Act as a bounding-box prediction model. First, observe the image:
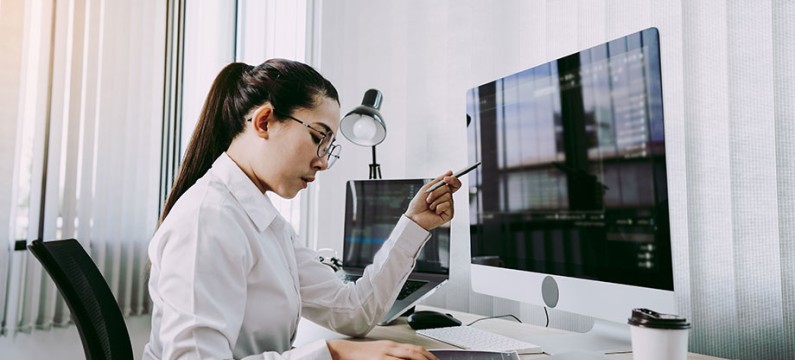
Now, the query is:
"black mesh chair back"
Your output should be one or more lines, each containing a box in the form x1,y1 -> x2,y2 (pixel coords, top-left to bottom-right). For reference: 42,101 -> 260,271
28,239 -> 134,360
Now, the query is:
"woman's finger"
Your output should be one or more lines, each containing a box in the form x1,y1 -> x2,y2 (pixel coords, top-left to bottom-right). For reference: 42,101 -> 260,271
425,182 -> 454,201
428,192 -> 452,210
435,202 -> 452,216
423,171 -> 454,192
443,175 -> 462,193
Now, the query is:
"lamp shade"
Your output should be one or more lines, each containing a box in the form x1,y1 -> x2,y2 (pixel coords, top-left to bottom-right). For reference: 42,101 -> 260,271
340,89 -> 386,146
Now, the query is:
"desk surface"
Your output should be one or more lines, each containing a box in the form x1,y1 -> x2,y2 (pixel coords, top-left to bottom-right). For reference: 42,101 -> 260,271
295,306 -> 724,359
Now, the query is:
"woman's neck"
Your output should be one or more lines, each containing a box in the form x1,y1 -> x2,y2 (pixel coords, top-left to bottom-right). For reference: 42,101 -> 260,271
226,140 -> 269,194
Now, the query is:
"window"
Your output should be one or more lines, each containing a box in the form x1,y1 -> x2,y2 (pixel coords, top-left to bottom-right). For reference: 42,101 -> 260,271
180,0 -> 312,235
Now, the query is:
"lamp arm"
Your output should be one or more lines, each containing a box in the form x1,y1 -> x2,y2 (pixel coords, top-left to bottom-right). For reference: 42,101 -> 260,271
369,145 -> 382,179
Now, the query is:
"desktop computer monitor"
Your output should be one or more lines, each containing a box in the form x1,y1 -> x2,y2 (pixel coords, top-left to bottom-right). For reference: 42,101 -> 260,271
466,27 -> 675,354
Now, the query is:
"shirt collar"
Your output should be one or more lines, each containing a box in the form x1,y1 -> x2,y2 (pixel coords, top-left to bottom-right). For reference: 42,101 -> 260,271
208,152 -> 277,232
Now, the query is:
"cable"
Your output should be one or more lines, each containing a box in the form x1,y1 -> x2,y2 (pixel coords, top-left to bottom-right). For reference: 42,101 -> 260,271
465,309 -> 550,328
465,314 -> 522,327
544,307 -> 549,327
317,248 -> 342,272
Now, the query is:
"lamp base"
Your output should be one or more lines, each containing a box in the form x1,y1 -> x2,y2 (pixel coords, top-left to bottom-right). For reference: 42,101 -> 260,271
369,163 -> 381,180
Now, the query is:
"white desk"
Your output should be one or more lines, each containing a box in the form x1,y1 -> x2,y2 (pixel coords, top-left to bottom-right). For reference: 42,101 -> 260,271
294,305 -> 724,359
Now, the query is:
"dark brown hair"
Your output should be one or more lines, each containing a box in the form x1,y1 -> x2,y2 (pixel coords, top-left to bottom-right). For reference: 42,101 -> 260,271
160,58 -> 339,223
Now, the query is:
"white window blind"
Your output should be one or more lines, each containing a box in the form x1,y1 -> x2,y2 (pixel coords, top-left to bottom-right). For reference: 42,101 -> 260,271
1,0 -> 165,335
1,0 -> 316,339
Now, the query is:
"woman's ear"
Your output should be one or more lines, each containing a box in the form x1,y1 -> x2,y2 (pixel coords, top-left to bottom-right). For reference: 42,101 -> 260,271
250,105 -> 274,139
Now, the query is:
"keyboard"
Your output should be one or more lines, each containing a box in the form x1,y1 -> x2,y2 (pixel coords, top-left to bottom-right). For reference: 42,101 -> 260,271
341,274 -> 361,282
416,326 -> 542,354
396,280 -> 427,300
341,274 -> 427,300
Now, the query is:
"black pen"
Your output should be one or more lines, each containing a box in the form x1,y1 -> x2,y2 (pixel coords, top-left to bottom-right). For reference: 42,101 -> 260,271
425,161 -> 482,193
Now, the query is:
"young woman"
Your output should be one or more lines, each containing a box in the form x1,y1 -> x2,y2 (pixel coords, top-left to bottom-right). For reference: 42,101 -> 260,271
143,58 -> 461,360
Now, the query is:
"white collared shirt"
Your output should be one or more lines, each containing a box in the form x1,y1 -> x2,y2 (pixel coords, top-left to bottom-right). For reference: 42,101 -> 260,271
143,153 -> 430,360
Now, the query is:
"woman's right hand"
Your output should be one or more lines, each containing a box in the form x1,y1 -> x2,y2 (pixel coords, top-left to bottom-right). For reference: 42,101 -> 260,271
404,171 -> 461,231
327,339 -> 437,360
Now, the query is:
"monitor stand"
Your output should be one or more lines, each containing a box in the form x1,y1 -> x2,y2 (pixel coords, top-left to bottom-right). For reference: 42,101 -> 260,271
527,318 -> 631,355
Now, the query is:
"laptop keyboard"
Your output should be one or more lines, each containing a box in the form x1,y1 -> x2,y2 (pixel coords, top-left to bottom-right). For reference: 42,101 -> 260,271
397,280 -> 427,300
341,274 -> 427,300
342,274 -> 361,283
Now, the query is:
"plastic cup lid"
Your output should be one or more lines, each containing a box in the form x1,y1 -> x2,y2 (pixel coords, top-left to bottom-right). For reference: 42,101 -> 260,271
628,308 -> 691,330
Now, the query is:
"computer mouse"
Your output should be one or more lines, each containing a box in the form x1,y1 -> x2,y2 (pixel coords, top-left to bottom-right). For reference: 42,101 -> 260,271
407,310 -> 462,330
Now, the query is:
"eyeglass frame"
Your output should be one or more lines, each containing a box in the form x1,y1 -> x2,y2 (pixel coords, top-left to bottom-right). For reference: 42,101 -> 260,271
248,110 -> 341,167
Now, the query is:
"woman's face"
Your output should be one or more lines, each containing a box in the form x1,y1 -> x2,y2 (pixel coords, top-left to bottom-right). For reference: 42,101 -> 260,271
258,97 -> 341,199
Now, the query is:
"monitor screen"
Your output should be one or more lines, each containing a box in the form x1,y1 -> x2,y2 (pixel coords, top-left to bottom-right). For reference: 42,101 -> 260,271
466,29 -> 675,342
343,179 -> 450,275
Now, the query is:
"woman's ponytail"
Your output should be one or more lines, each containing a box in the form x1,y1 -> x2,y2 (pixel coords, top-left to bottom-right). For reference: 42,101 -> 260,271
159,63 -> 251,223
159,59 -> 339,223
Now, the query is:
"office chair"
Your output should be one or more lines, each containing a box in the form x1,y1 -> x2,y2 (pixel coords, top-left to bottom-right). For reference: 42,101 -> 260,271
28,239 -> 134,360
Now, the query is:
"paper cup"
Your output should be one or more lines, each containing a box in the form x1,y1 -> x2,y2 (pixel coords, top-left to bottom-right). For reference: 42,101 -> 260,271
628,308 -> 691,360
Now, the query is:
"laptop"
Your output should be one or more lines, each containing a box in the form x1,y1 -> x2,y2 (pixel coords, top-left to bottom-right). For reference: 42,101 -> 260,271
337,179 -> 451,325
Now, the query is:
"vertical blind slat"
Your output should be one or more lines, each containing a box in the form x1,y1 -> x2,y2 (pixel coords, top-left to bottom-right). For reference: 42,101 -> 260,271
726,1 -> 784,359
0,0 -> 27,335
681,1 -> 740,356
12,0 -> 54,334
772,0 -> 795,357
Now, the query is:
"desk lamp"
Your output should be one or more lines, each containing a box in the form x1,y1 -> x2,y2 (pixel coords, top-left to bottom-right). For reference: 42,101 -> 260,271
339,89 -> 386,179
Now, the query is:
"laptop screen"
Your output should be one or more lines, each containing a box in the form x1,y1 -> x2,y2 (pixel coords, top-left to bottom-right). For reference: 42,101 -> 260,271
343,179 -> 450,275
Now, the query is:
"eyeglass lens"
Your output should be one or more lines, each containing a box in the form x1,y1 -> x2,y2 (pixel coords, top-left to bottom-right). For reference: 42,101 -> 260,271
320,141 -> 340,168
309,127 -> 339,168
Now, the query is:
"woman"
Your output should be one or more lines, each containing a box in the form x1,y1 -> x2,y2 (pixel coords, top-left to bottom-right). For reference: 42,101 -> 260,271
143,58 -> 460,360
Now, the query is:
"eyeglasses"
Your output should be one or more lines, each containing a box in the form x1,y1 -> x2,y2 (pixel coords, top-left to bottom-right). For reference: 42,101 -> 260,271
274,111 -> 341,168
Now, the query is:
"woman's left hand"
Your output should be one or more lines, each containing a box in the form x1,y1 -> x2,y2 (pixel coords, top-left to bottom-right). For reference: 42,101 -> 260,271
404,171 -> 462,230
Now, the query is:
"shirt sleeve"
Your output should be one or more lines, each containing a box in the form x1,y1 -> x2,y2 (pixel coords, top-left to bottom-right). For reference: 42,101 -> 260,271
295,215 -> 431,337
154,203 -> 252,359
